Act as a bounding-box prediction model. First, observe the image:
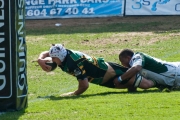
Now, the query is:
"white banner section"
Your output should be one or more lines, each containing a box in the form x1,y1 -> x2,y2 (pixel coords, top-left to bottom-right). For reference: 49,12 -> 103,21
126,0 -> 180,15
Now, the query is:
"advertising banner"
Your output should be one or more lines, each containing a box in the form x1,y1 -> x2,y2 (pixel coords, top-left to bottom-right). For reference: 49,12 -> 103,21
0,0 -> 12,99
25,0 -> 124,19
0,0 -> 27,111
126,0 -> 180,15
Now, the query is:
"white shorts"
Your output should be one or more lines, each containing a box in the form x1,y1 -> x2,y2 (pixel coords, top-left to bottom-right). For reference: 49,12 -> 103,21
172,62 -> 180,87
140,69 -> 175,86
139,62 -> 180,87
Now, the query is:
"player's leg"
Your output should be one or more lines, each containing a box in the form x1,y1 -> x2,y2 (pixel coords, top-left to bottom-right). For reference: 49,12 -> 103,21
127,74 -> 155,89
171,63 -> 180,89
113,74 -> 154,91
140,69 -> 174,86
116,74 -> 156,89
131,73 -> 173,90
138,77 -> 155,89
174,70 -> 180,87
105,62 -> 154,91
113,74 -> 156,91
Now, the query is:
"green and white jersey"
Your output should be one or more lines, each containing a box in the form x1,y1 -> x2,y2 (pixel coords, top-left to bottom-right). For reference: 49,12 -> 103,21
130,52 -> 168,74
129,52 -> 180,86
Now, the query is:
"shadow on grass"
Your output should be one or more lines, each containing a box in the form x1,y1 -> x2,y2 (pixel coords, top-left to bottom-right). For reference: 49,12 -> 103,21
0,109 -> 26,120
46,89 -> 162,101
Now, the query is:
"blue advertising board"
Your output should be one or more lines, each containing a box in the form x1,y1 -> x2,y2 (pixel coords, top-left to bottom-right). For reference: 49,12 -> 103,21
25,0 -> 124,19
126,0 -> 180,15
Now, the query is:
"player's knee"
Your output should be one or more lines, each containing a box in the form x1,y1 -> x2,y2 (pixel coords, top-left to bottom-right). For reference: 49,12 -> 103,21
134,74 -> 155,89
140,84 -> 151,89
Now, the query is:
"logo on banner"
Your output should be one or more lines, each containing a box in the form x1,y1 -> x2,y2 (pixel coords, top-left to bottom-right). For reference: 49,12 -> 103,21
17,0 -> 27,97
0,0 -> 12,98
151,0 -> 170,11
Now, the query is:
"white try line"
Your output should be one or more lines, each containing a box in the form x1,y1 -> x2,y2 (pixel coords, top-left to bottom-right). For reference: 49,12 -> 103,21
29,84 -> 77,103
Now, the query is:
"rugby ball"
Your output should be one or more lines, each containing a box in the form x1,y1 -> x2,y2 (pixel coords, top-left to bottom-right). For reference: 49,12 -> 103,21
44,57 -> 57,71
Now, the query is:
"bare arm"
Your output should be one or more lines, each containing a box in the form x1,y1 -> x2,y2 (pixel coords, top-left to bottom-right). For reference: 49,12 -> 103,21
113,65 -> 142,86
121,65 -> 142,81
38,51 -> 50,59
74,78 -> 89,95
37,51 -> 51,72
60,78 -> 89,97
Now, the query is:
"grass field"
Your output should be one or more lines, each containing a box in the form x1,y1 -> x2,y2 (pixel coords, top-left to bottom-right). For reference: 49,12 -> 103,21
1,16 -> 180,120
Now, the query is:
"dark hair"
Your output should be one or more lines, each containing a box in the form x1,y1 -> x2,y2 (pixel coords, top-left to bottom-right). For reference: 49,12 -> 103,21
119,49 -> 134,58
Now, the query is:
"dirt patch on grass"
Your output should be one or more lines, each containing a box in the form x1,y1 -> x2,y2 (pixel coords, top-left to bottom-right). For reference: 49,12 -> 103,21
26,16 -> 180,29
26,16 -> 180,56
80,31 -> 172,47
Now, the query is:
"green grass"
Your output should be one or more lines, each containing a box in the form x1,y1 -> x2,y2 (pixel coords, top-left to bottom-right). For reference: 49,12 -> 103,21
1,16 -> 180,120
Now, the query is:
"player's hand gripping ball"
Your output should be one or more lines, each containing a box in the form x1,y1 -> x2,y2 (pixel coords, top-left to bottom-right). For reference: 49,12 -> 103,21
44,57 -> 57,71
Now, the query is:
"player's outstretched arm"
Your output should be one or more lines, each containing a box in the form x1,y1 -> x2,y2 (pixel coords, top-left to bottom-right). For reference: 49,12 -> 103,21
38,51 -> 51,72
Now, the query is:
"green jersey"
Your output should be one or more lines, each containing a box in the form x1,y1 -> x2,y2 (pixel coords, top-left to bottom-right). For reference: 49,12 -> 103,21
130,52 -> 168,73
59,49 -> 108,84
59,49 -> 127,85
